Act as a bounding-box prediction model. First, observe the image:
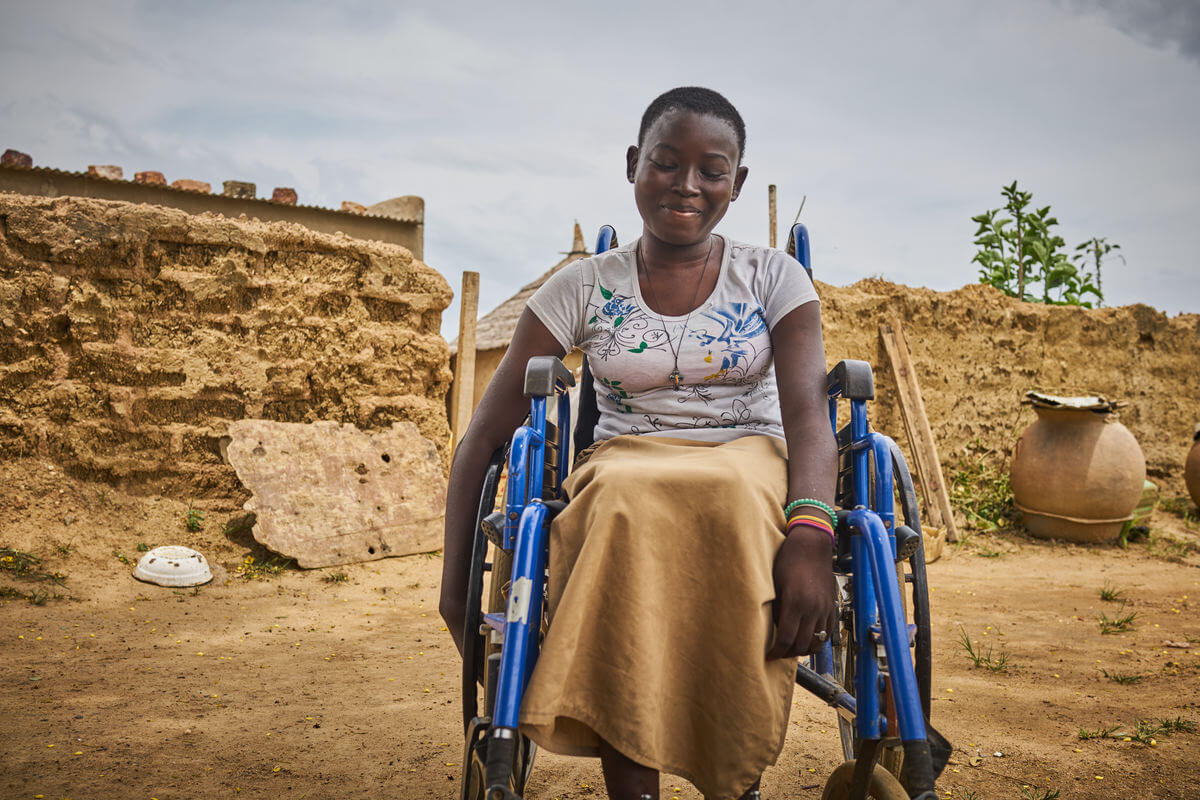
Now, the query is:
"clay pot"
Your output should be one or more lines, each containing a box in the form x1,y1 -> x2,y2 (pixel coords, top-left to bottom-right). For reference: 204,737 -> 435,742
1186,424 -> 1200,509
1011,401 -> 1146,543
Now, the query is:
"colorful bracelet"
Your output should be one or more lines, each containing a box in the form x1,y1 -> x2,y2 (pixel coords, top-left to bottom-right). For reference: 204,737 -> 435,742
785,497 -> 836,519
786,517 -> 836,547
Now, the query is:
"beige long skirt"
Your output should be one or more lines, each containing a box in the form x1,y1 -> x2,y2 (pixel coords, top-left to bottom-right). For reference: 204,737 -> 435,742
519,434 -> 797,800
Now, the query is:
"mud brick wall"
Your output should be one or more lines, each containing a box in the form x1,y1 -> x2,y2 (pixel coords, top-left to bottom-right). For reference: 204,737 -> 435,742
817,279 -> 1200,499
0,194 -> 452,503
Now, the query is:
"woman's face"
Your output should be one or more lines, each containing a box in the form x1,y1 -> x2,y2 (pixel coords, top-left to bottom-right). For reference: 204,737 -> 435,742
627,109 -> 748,248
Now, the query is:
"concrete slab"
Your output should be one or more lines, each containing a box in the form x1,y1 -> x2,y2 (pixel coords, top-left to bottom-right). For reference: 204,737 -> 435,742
225,419 -> 446,568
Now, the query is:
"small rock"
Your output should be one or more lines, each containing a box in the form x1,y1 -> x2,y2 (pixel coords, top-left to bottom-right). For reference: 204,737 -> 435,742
340,201 -> 367,214
171,179 -> 211,193
63,514 -> 76,526
87,164 -> 123,180
993,751 -> 1003,758
1,149 -> 33,168
271,187 -> 298,205
222,180 -> 256,199
134,170 -> 167,185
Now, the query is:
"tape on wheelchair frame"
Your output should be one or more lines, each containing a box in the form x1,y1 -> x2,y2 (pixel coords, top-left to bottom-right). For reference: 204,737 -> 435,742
507,577 -> 533,625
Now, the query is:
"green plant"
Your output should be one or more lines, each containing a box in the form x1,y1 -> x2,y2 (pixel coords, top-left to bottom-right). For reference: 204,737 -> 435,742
1100,668 -> 1143,684
1078,724 -> 1120,740
1099,581 -> 1124,602
1098,605 -> 1138,634
1,547 -> 68,603
971,181 -> 1103,307
235,554 -> 293,580
1073,237 -> 1123,308
112,550 -> 132,565
184,507 -> 205,532
948,442 -> 1016,532
1159,716 -> 1196,734
1157,496 -> 1199,523
1021,787 -> 1060,800
324,571 -> 348,583
957,626 -> 1010,672
136,542 -> 156,552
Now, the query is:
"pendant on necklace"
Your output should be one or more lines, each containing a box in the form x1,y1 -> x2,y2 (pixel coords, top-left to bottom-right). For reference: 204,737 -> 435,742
669,368 -> 682,390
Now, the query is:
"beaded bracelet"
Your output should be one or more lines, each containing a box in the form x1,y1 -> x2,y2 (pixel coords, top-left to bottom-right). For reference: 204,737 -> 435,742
784,497 -> 836,519
786,517 -> 836,547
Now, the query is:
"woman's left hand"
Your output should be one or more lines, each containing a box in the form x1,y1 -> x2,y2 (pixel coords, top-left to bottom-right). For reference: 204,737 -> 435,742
768,526 -> 838,659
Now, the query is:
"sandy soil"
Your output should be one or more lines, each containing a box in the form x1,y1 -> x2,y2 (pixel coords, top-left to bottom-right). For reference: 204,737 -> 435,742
2,458 -> 1198,800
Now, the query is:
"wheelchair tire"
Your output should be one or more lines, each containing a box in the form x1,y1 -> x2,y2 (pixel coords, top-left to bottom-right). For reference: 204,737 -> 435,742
460,446 -> 538,800
820,759 -> 908,800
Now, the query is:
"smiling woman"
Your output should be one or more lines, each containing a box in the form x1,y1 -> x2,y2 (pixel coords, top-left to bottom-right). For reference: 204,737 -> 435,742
441,87 -> 837,800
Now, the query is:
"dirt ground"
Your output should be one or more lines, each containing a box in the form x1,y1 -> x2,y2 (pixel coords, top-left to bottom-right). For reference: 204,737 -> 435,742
2,457 -> 1198,800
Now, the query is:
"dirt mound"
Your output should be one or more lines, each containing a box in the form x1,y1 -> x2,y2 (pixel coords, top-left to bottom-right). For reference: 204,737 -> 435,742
817,278 -> 1200,498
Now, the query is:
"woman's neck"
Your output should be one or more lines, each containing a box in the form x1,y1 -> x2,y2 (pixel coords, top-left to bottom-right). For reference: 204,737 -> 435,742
638,231 -> 715,274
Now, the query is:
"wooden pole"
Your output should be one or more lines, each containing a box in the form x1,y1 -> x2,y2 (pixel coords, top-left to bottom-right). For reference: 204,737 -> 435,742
879,317 -> 960,543
768,184 -> 777,248
449,271 -> 479,452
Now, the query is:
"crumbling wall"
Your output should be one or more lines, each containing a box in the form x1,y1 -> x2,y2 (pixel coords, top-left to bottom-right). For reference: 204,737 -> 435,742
817,279 -> 1200,498
0,194 -> 452,503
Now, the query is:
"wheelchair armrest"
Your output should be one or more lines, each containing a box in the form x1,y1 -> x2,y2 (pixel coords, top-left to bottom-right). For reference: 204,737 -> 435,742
826,359 -> 874,401
524,356 -> 576,397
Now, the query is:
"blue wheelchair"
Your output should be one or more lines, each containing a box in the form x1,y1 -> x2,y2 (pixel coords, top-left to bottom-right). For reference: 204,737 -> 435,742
459,225 -> 949,800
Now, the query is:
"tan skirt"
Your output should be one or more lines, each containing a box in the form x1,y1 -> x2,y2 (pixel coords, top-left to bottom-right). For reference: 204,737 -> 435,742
519,434 -> 798,800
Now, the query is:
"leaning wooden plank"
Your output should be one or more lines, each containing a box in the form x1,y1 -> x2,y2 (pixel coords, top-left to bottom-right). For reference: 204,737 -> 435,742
879,318 -> 960,543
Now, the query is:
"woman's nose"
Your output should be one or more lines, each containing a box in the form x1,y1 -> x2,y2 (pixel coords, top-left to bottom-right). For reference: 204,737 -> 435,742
673,167 -> 701,196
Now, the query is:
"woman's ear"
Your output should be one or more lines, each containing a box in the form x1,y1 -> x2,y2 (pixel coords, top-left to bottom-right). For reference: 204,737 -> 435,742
625,145 -> 639,183
730,164 -> 749,201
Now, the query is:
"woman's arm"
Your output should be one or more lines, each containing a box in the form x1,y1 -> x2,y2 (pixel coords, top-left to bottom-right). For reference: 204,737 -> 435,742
766,299 -> 839,659
439,308 -> 566,656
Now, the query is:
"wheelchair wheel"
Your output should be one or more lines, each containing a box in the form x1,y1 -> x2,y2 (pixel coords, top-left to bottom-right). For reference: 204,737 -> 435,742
820,759 -> 908,800
460,448 -> 537,800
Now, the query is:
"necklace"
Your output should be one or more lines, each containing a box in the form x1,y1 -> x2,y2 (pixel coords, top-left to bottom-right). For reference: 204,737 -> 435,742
636,235 -> 715,391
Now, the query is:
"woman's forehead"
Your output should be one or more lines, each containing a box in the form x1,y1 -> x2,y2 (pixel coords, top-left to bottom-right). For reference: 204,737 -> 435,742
643,109 -> 740,159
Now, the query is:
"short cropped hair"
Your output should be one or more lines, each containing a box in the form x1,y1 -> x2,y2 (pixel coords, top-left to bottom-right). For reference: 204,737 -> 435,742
637,87 -> 747,162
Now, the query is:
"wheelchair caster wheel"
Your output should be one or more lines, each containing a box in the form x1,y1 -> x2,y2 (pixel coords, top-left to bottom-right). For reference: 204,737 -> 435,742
820,759 -> 908,800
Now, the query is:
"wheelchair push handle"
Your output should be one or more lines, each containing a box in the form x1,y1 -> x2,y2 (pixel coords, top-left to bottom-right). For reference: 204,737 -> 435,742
825,359 -> 874,402
523,356 -> 575,398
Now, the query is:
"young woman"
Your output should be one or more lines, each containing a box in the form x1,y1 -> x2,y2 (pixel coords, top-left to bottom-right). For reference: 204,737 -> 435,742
440,87 -> 837,800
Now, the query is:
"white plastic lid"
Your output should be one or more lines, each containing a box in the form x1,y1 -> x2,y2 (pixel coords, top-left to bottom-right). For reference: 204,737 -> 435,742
133,546 -> 213,587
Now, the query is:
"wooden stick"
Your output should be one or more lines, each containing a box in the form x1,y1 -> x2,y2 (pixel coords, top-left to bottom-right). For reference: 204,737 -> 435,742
768,184 -> 777,248
449,271 -> 480,452
879,317 -> 960,542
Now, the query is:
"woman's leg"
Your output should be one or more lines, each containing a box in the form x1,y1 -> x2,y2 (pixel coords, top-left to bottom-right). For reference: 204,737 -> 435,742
599,738 -> 658,799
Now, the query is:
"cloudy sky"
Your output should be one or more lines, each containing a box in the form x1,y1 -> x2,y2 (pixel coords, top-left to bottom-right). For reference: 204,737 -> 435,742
2,1 -> 1197,339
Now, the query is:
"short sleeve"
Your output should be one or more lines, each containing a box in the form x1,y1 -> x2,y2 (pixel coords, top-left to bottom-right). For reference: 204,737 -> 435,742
526,259 -> 586,353
760,250 -> 819,329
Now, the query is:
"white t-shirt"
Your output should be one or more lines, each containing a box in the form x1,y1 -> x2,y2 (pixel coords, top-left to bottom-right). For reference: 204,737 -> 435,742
527,235 -> 820,443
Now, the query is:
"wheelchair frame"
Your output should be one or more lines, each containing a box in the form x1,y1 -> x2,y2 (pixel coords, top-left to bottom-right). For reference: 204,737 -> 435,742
459,225 -> 946,800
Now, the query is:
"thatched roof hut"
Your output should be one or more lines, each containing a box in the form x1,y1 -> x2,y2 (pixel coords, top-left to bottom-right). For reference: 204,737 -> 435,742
454,222 -> 591,411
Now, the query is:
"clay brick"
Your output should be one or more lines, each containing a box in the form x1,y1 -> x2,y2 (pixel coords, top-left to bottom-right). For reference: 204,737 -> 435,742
271,187 -> 298,205
1,149 -> 32,168
87,164 -> 123,180
171,179 -> 211,193
340,201 -> 367,214
222,180 -> 256,199
134,170 -> 167,185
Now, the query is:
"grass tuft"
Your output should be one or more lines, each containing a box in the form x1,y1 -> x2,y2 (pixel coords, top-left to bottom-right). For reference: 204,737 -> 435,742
1100,668 -> 1143,685
956,626 -> 1010,672
1098,604 -> 1138,635
1098,581 -> 1124,602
